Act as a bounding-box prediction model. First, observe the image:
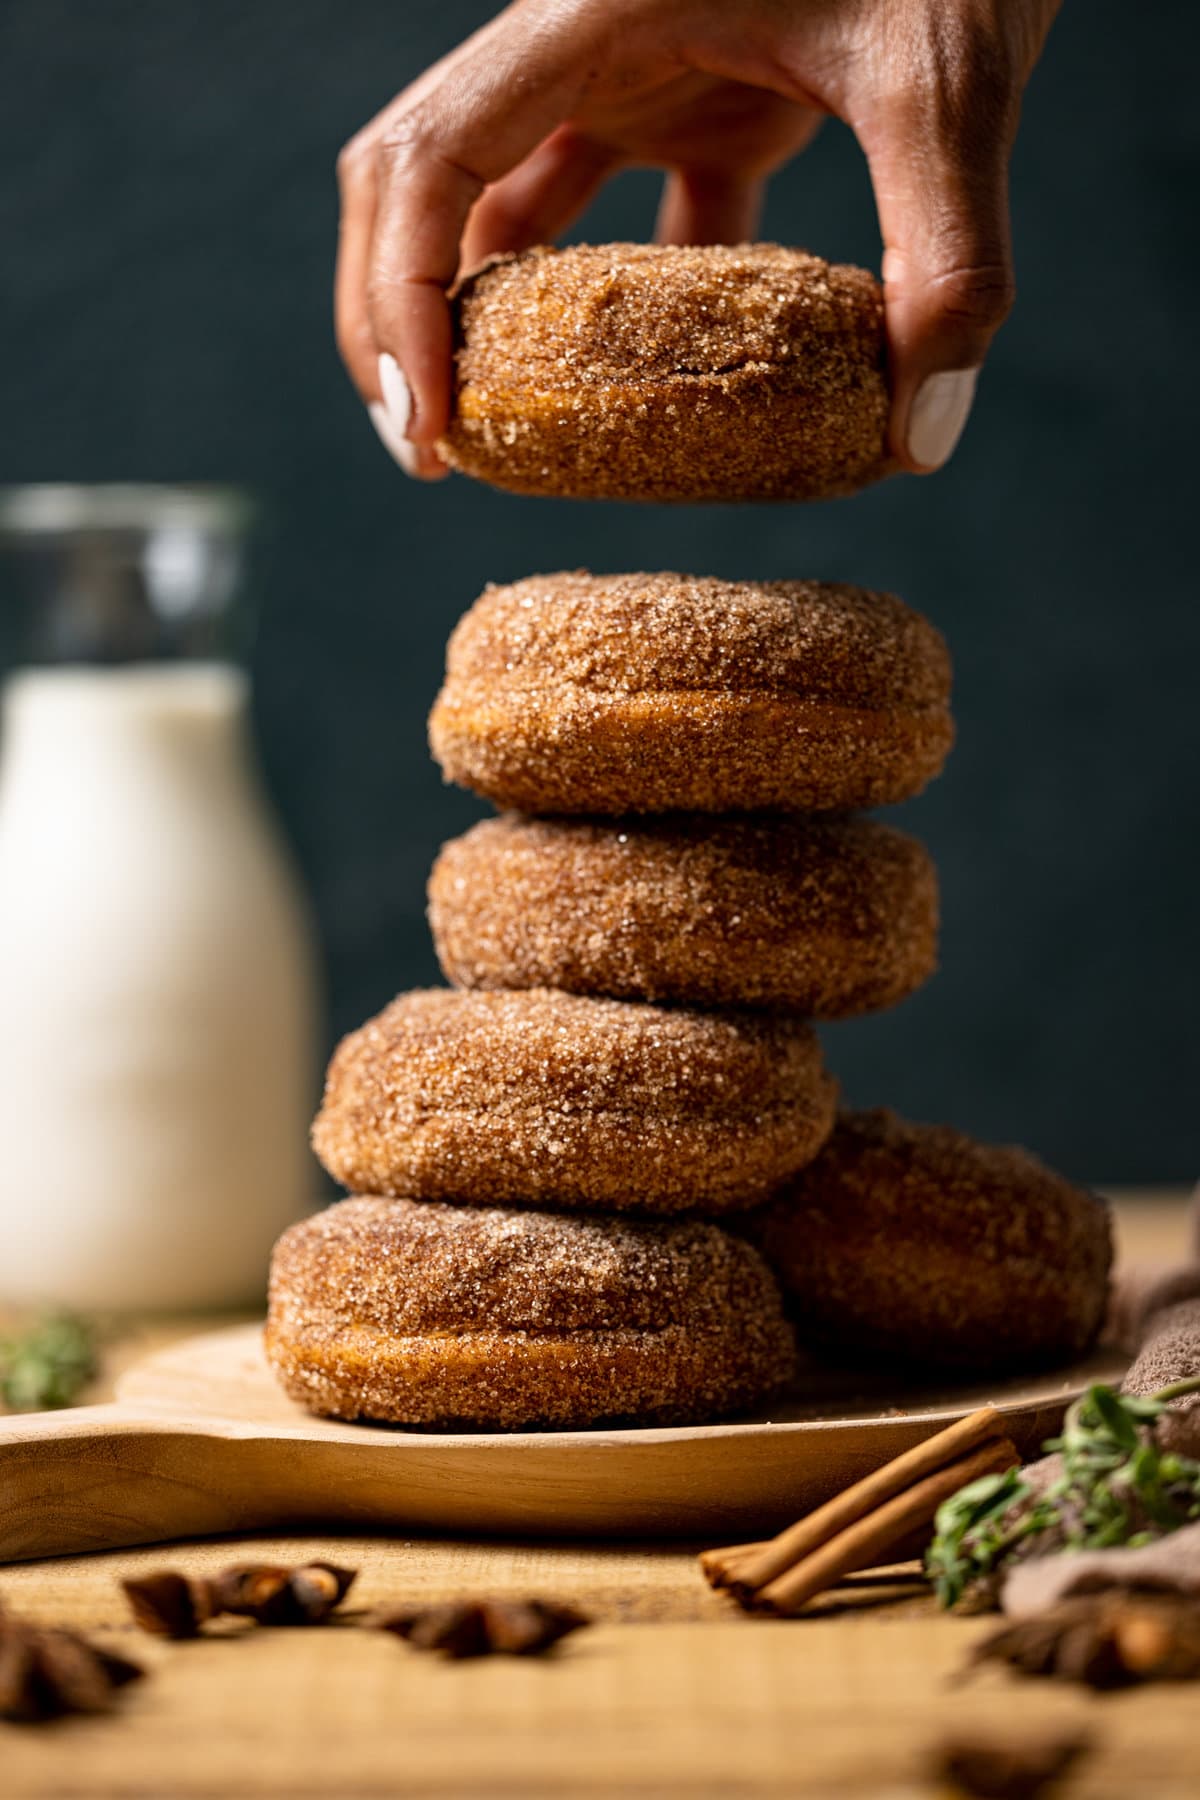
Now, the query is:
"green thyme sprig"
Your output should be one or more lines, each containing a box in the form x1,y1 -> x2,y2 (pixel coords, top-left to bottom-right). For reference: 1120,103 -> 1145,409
927,1377 -> 1200,1608
0,1313 -> 98,1411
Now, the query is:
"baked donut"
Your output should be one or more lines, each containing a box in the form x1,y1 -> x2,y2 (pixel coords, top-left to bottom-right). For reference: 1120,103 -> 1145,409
755,1110 -> 1113,1372
439,242 -> 889,502
430,813 -> 939,1018
266,1197 -> 796,1428
429,571 -> 953,816
312,988 -> 837,1215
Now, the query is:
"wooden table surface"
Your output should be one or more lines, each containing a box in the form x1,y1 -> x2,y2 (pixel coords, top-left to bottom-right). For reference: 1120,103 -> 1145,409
2,1193 -> 1195,1799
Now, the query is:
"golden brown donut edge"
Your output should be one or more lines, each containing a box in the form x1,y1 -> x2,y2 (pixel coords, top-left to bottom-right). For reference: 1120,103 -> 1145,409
429,812 -> 939,1018
429,571 -> 954,817
265,1197 -> 797,1428
311,989 -> 838,1216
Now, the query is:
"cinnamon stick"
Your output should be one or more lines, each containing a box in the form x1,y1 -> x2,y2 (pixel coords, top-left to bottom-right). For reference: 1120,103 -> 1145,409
697,1542 -> 770,1584
755,1435 -> 1019,1616
704,1404 -> 1005,1594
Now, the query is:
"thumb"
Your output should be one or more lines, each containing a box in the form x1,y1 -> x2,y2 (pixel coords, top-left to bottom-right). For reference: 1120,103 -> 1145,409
861,85 -> 1018,473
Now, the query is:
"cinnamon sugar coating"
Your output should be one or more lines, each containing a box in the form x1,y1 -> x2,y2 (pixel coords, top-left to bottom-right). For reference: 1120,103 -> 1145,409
430,813 -> 938,1018
439,243 -> 889,502
429,571 -> 953,816
265,1196 -> 797,1428
312,988 -> 837,1215
755,1110 -> 1113,1372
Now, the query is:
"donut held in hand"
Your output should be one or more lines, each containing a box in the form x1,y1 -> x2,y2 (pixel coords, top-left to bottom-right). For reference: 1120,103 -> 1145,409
440,242 -> 889,503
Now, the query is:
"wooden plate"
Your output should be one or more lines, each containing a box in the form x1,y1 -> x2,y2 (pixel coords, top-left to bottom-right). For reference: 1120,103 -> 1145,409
0,1323 -> 1125,1562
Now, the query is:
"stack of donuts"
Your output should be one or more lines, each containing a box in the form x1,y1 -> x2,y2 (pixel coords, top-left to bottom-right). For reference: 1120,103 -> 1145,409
266,244 -> 1112,1431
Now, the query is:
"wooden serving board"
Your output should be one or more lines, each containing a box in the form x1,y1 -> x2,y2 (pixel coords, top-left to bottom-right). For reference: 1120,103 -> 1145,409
0,1324 -> 1126,1562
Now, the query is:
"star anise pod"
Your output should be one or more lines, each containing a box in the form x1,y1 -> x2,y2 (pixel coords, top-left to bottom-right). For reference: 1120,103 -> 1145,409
122,1561 -> 356,1637
933,1727 -> 1092,1799
0,1607 -> 143,1722
377,1598 -> 589,1659
121,1571 -> 213,1640
206,1562 -> 357,1626
968,1593 -> 1200,1690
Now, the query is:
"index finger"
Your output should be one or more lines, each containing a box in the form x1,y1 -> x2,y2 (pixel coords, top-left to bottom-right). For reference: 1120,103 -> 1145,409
364,12 -> 601,447
334,10 -> 540,407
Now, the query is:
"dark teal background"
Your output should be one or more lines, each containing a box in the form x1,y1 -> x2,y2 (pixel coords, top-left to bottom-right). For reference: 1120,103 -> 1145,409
1,1 -> 1196,1180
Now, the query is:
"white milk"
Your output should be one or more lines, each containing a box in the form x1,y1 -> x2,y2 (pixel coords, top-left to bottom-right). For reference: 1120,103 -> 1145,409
0,663 -> 319,1309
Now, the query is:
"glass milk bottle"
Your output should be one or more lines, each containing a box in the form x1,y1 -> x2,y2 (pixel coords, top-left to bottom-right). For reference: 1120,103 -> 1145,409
0,486 -> 319,1309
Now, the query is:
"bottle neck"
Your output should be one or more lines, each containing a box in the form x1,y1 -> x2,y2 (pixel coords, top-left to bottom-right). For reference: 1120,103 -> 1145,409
1,484 -> 254,666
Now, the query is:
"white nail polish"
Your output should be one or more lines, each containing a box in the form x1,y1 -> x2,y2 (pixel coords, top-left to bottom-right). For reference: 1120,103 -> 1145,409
368,403 -> 418,477
378,352 -> 412,436
369,352 -> 419,475
906,368 -> 978,470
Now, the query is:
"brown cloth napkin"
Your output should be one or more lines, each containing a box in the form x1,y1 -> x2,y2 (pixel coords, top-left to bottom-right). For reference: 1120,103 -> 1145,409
1000,1187 -> 1200,1615
1004,1521 -> 1200,1618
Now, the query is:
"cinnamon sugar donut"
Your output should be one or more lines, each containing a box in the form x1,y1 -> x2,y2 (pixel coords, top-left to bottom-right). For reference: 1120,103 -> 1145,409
439,243 -> 888,502
429,813 -> 938,1018
429,571 -> 953,816
266,1198 -> 796,1428
312,989 -> 837,1215
755,1110 -> 1113,1372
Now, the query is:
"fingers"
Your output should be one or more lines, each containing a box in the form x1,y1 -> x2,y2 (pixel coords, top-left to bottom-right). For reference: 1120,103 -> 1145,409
336,4 -> 607,478
359,18 -> 600,478
334,133 -> 384,405
334,15 -> 506,408
460,128 -> 622,271
364,123 -> 489,454
336,134 -> 449,480
654,167 -> 766,246
872,147 -> 1015,474
857,35 -> 1020,472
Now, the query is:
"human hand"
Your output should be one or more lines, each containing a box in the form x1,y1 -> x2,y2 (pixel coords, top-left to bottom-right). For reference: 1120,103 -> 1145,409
336,0 -> 1060,480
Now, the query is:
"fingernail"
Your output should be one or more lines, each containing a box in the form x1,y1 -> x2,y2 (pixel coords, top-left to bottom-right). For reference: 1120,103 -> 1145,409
368,402 -> 418,476
379,352 -> 412,431
371,351 -> 418,475
906,368 -> 978,470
